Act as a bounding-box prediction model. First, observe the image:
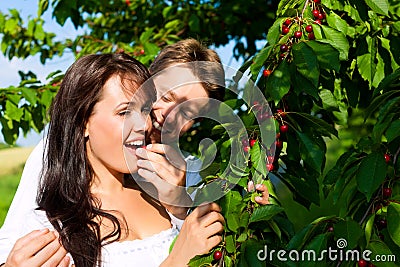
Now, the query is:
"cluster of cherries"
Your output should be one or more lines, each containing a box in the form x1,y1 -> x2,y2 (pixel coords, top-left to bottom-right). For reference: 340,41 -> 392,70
243,102 -> 289,172
357,259 -> 376,267
262,0 -> 326,78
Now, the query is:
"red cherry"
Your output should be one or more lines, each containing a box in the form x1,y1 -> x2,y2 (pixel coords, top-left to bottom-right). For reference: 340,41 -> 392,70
294,31 -> 302,38
139,49 -> 145,55
263,69 -> 272,77
280,44 -> 288,52
250,139 -> 257,147
327,226 -> 334,232
277,109 -> 286,117
267,163 -> 274,171
358,260 -> 367,267
384,154 -> 391,163
280,124 -> 289,133
312,10 -> 320,18
314,19 -> 322,25
368,263 -> 376,267
243,146 -> 250,153
279,53 -> 286,60
318,12 -> 325,20
213,250 -> 222,260
267,156 -> 274,163
305,25 -> 313,33
282,26 -> 290,35
125,0 -> 131,5
275,140 -> 283,149
383,187 -> 392,198
284,18 -> 292,26
308,33 -> 315,40
313,0 -> 321,3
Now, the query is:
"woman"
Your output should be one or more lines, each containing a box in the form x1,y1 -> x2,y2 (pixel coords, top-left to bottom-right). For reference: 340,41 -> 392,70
2,53 -> 224,267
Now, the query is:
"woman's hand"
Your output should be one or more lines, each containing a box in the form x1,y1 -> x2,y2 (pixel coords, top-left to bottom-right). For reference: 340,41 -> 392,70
162,202 -> 225,266
4,229 -> 70,267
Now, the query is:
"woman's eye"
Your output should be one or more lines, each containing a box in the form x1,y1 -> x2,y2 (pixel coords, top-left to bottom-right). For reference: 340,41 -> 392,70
118,110 -> 131,116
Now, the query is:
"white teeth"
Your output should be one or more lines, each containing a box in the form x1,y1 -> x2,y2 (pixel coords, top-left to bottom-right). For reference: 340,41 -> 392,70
153,121 -> 162,131
126,140 -> 144,146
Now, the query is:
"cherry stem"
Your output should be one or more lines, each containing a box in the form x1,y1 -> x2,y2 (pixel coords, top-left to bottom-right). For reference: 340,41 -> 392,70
301,0 -> 310,17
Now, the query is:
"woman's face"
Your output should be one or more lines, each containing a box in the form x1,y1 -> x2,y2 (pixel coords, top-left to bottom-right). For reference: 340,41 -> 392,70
85,75 -> 153,176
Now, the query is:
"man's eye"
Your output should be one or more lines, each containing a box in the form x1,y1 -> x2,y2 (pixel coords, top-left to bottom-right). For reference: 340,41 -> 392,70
161,95 -> 172,102
181,110 -> 193,119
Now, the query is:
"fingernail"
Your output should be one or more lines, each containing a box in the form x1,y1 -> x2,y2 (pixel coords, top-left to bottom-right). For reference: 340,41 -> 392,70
255,196 -> 263,202
146,144 -> 152,149
256,184 -> 262,190
136,148 -> 144,155
40,228 -> 49,233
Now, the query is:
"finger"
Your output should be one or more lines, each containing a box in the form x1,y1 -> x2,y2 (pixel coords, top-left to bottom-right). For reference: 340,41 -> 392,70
33,232 -> 64,266
255,184 -> 270,205
206,235 -> 223,251
58,255 -> 71,267
13,229 -> 50,249
247,181 -> 255,192
145,144 -> 185,167
38,242 -> 68,267
18,231 -> 57,258
204,221 -> 225,237
191,203 -> 221,218
201,211 -> 225,228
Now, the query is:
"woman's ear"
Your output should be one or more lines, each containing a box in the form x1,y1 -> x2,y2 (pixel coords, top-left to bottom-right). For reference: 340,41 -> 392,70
84,124 -> 89,138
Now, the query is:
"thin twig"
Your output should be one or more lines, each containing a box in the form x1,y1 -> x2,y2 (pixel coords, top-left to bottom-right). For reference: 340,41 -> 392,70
301,0 -> 310,17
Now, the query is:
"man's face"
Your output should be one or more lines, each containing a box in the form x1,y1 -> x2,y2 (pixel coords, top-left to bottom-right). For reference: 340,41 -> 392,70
151,66 -> 209,143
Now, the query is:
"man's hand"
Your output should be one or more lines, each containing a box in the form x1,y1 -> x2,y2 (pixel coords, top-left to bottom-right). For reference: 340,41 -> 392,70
136,144 -> 192,218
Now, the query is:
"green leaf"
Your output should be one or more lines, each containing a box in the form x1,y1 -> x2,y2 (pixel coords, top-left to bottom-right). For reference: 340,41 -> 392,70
386,120 -> 400,143
364,0 -> 389,16
372,51 -> 385,88
188,253 -> 214,267
289,112 -> 338,137
5,101 -> 23,122
367,240 -> 395,267
326,11 -> 349,36
319,89 -> 339,111
365,90 -> 399,120
365,213 -> 375,244
220,190 -> 244,232
142,42 -> 159,56
301,234 -> 328,266
38,0 -> 49,17
387,202 -> 400,247
296,131 -> 324,173
305,41 -> 341,72
21,88 -> 37,105
356,153 -> 387,201
139,27 -> 155,43
250,46 -> 272,80
320,25 -> 350,60
266,18 -> 286,46
249,204 -> 283,223
292,42 -> 319,88
266,60 -> 291,101
333,219 -> 363,249
188,14 -> 200,32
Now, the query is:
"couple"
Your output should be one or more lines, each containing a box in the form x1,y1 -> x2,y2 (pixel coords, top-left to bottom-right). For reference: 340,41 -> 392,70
0,39 -> 269,267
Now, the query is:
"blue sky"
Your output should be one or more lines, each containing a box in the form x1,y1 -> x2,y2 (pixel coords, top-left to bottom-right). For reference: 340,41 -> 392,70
0,1 -> 245,146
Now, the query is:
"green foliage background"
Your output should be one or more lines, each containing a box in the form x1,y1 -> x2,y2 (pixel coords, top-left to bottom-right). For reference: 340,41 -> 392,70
1,0 -> 399,266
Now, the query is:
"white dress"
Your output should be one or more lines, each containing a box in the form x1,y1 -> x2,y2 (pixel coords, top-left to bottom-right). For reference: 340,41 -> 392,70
0,139 -> 201,265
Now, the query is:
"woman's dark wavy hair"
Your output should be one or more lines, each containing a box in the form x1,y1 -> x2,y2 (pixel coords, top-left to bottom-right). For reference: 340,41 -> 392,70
37,53 -> 152,267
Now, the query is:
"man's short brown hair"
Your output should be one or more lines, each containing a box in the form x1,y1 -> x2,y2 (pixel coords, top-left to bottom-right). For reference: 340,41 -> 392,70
149,38 -> 225,101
